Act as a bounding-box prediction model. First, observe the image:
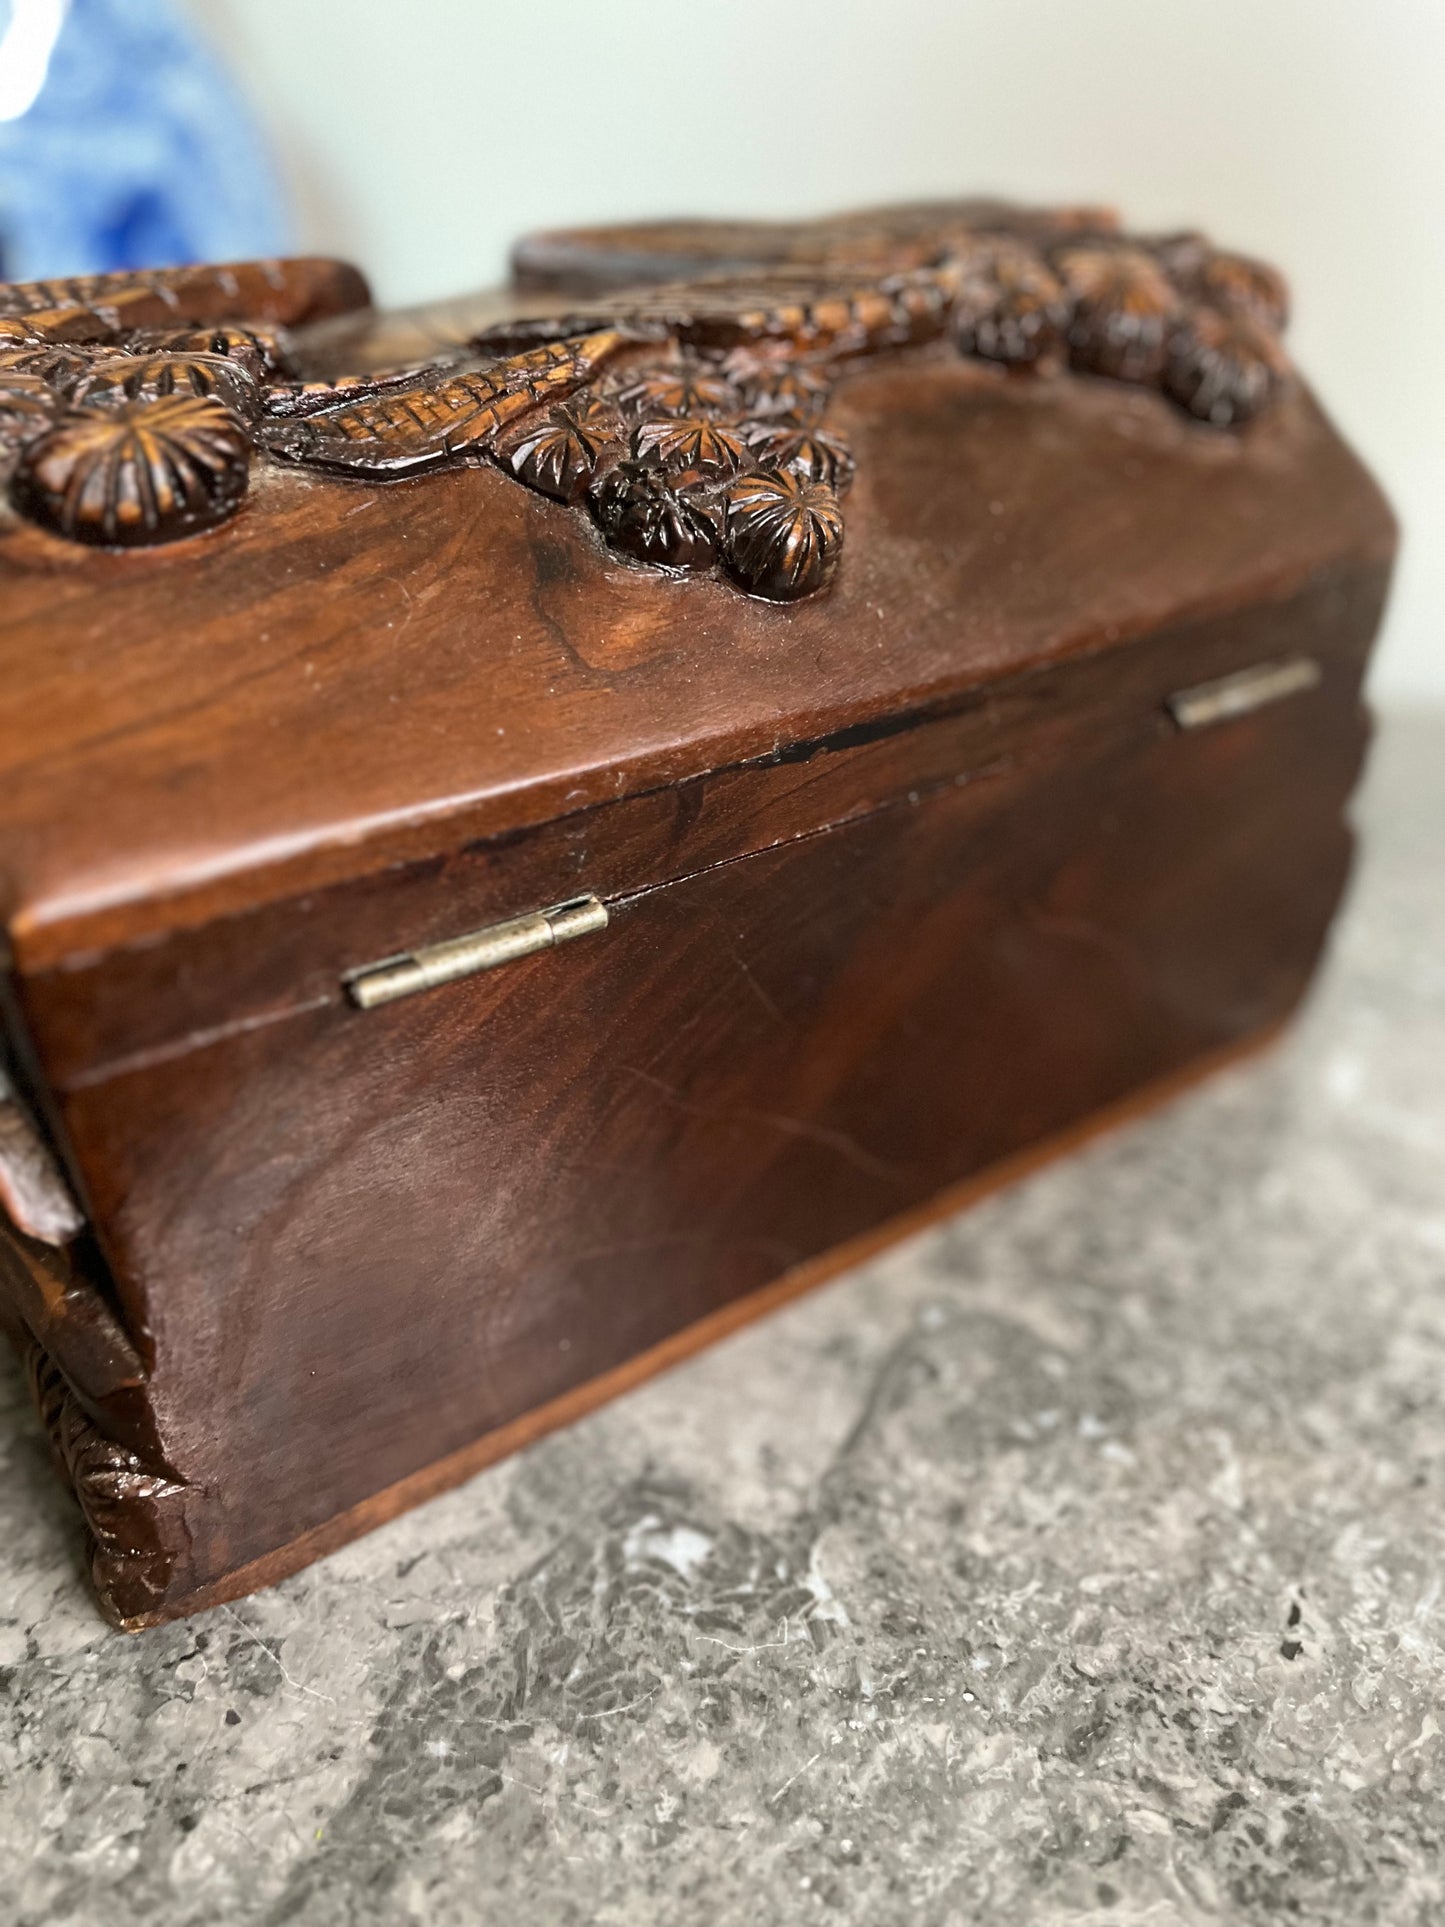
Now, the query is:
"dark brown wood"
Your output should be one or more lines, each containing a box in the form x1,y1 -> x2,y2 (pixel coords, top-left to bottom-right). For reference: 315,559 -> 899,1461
103,1020 -> 1295,1629
0,203 -> 1293,608
0,364 -> 1389,975
0,202 -> 1395,1628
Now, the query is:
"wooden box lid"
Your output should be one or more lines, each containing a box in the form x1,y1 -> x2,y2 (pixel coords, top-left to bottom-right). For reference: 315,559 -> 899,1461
0,204 -> 1395,981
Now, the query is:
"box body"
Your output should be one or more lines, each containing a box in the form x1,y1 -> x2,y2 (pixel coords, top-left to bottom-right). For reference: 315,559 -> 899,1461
0,211 -> 1395,1624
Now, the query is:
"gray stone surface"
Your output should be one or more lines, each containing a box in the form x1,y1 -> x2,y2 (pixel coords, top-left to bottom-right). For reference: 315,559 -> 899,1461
2,714 -> 1443,1927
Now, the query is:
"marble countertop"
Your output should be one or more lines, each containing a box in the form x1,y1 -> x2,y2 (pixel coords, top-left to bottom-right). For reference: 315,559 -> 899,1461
3,713 -> 1442,1927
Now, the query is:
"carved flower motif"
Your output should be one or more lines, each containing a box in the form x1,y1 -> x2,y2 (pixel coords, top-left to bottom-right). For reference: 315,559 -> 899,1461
588,460 -> 719,572
727,354 -> 831,425
499,398 -> 622,502
742,423 -> 854,490
951,241 -> 1068,367
1055,246 -> 1181,383
71,352 -> 261,418
1187,251 -> 1290,332
722,469 -> 843,601
1143,230 -> 1212,281
0,341 -> 97,392
0,376 -> 58,453
11,396 -> 251,547
1164,309 -> 1289,426
632,416 -> 748,479
611,363 -> 740,421
130,322 -> 298,382
884,270 -> 954,346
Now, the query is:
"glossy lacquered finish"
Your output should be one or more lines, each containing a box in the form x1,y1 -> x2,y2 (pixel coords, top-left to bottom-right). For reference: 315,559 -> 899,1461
0,212 -> 1396,1627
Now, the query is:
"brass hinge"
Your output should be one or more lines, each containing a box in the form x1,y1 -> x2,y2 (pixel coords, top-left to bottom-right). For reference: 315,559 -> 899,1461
1167,656 -> 1321,730
346,895 -> 608,1010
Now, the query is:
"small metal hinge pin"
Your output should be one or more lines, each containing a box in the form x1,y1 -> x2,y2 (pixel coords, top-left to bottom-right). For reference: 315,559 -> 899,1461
346,894 -> 608,1010
1167,656 -> 1322,731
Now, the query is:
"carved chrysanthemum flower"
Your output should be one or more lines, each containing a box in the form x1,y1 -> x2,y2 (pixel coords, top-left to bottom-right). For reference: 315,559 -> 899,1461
1164,309 -> 1289,426
71,352 -> 261,418
632,416 -> 748,479
499,398 -> 622,501
11,396 -> 251,547
1055,246 -> 1181,383
1187,251 -> 1290,332
742,423 -> 854,490
0,376 -> 58,454
951,241 -> 1068,367
722,469 -> 843,601
588,460 -> 719,572
611,362 -> 740,421
130,322 -> 298,382
0,341 -> 97,391
727,354 -> 831,425
883,269 -> 954,346
1143,230 -> 1212,281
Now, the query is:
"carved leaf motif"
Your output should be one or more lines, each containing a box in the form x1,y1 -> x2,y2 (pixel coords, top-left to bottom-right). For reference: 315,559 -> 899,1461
743,424 -> 855,490
722,469 -> 844,602
265,332 -> 631,477
588,461 -> 719,572
1056,246 -> 1181,383
0,304 -> 111,346
265,375 -> 506,475
632,416 -> 748,479
11,396 -> 251,547
261,362 -> 450,422
0,221 -> 1294,583
72,352 -> 261,418
1164,309 -> 1289,426
24,1339 -> 187,1620
638,268 -> 954,357
0,257 -> 370,336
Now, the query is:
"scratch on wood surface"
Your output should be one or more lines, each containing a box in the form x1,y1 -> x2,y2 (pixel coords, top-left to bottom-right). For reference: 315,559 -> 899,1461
618,1065 -> 904,1183
724,934 -> 785,1024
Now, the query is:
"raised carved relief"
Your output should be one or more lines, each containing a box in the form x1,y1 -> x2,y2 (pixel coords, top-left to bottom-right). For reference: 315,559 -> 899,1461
263,331 -> 636,477
0,208 -> 1294,601
722,469 -> 846,601
1163,308 -> 1289,426
24,1337 -> 187,1624
951,239 -> 1069,367
12,395 -> 252,547
0,1098 -> 184,1621
1054,246 -> 1182,385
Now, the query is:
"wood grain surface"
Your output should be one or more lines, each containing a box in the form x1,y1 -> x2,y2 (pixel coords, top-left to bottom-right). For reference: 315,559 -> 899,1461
0,221 -> 1395,1624
0,363 -> 1392,971
26,617 -> 1376,1622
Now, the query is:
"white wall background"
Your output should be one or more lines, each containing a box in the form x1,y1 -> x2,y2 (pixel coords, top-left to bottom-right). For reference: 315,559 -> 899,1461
191,0 -> 1443,705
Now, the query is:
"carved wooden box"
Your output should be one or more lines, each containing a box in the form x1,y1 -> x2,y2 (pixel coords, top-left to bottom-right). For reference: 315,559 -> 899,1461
0,202 -> 1394,1627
